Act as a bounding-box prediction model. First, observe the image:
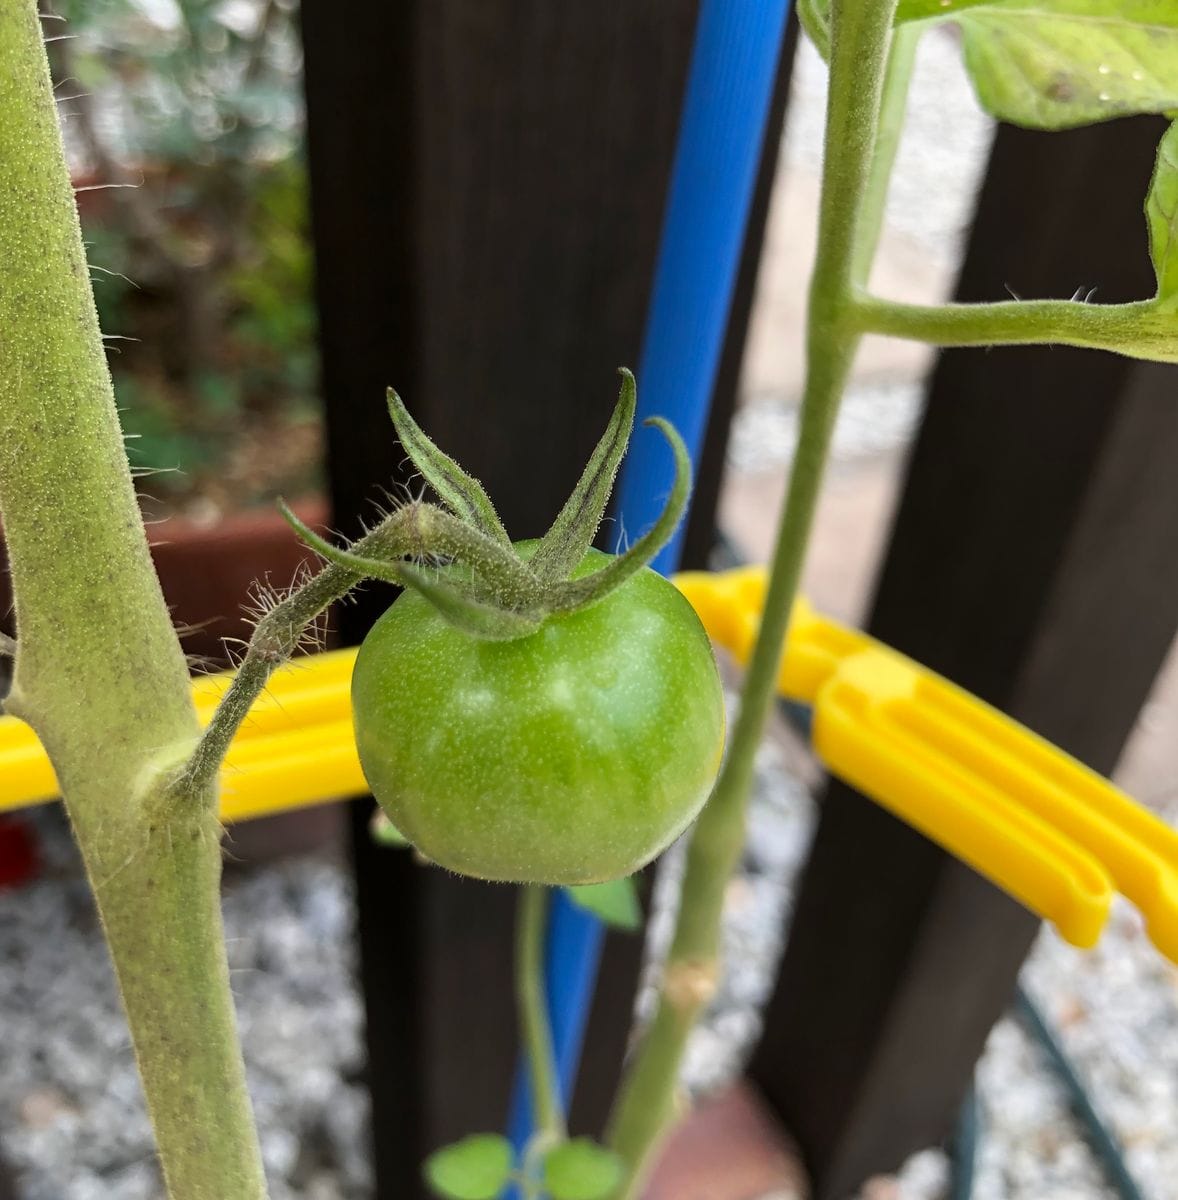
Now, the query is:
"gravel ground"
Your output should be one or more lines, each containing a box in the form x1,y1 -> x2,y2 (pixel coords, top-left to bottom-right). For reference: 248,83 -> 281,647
0,808 -> 370,1200
728,377 -> 925,475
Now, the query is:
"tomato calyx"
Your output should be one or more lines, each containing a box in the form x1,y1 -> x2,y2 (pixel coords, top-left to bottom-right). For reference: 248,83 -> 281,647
281,368 -> 692,641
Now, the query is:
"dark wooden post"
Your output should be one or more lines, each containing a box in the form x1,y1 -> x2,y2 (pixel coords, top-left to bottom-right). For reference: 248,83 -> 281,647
300,5 -> 716,1194
749,115 -> 1178,1199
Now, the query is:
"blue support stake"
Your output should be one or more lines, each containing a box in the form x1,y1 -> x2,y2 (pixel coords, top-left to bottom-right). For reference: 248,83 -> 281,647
508,0 -> 793,1177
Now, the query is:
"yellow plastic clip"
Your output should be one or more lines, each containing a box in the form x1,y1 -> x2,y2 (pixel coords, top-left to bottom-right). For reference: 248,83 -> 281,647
675,567 -> 1178,964
0,648 -> 366,823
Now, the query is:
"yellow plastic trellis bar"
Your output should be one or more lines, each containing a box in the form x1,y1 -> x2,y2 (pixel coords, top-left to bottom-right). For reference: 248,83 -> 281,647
675,567 -> 1178,965
1,568 -> 1176,963
0,649 -> 366,825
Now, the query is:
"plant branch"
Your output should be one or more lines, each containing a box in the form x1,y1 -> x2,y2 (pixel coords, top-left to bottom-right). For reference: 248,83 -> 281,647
605,2 -> 900,1193
0,3 -> 266,1194
517,886 -> 565,1147
176,555 -> 363,797
174,505 -> 434,799
852,294 -> 1178,363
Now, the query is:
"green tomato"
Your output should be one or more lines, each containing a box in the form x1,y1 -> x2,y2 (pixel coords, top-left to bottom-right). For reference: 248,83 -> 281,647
351,549 -> 726,884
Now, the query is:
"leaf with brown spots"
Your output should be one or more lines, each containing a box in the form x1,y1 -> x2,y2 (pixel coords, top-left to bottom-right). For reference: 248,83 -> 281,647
896,1 -> 1178,130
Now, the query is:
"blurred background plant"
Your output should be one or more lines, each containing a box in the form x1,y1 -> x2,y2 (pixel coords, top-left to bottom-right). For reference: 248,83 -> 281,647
48,0 -> 321,516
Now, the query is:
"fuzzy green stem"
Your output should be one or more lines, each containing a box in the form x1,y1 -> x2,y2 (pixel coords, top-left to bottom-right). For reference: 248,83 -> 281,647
517,886 -> 565,1145
852,295 -> 1178,363
0,3 -> 267,1196
177,557 -> 365,796
605,2 -> 899,1193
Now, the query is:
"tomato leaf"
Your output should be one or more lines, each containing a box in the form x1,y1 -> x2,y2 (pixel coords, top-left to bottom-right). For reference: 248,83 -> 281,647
423,1134 -> 514,1200
543,1139 -> 624,1200
386,388 -> 512,548
1147,120 -> 1178,309
906,1 -> 1178,130
544,417 -> 691,616
896,0 -> 1010,18
529,368 -> 636,584
564,878 -> 642,931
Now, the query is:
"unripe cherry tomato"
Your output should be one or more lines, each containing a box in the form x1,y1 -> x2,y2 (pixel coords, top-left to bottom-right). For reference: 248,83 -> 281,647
351,549 -> 725,884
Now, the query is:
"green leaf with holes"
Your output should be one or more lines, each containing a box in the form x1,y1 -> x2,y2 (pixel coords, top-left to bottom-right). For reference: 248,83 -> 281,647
897,1 -> 1178,131
1147,121 -> 1178,308
543,1139 -> 625,1200
564,878 -> 642,932
423,1135 -> 514,1200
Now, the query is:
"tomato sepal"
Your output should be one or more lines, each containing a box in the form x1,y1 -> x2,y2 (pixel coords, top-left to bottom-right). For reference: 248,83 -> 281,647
528,367 -> 636,583
386,387 -> 512,549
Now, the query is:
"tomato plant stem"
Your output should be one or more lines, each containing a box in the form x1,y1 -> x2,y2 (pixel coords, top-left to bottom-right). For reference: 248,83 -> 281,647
852,294 -> 1178,362
516,886 -> 565,1181
178,558 -> 367,797
605,2 -> 899,1192
0,2 -> 266,1195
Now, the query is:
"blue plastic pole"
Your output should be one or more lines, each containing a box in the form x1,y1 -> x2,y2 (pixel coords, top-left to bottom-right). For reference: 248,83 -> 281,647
509,0 -> 792,1171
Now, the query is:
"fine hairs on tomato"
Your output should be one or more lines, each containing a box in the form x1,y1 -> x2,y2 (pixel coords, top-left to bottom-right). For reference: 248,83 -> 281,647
351,549 -> 726,885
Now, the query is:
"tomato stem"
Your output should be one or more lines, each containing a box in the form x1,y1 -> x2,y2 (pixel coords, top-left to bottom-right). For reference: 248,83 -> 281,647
604,1 -> 900,1191
851,294 -> 1178,362
171,519 -> 406,802
516,886 -> 566,1160
0,3 -> 266,1193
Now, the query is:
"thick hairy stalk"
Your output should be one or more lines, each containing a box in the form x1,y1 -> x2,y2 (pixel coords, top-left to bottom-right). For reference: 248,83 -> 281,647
0,4 -> 266,1195
605,2 -> 900,1193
